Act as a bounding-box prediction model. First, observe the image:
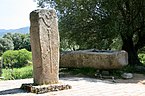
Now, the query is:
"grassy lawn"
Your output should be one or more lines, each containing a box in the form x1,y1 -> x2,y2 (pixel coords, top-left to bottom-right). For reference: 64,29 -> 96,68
2,65 -> 33,80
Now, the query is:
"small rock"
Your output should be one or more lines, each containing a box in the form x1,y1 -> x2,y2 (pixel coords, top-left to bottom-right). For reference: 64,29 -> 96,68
121,73 -> 133,79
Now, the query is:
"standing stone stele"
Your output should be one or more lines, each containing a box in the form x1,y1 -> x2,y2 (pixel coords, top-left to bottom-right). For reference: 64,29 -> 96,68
21,9 -> 71,93
30,9 -> 59,85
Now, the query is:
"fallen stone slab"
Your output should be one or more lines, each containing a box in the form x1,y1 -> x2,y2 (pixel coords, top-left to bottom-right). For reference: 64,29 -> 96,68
60,49 -> 128,69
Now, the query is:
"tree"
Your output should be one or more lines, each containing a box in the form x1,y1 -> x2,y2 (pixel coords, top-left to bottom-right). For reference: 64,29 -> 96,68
22,34 -> 31,51
0,38 -> 14,55
100,0 -> 145,65
36,0 -> 145,65
3,33 -> 31,51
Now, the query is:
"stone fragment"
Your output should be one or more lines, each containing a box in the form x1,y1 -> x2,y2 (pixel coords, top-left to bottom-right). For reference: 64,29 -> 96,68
121,73 -> 133,79
30,9 -> 60,85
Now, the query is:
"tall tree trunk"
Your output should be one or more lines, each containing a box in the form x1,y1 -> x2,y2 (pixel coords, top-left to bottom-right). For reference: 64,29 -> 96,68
121,36 -> 141,66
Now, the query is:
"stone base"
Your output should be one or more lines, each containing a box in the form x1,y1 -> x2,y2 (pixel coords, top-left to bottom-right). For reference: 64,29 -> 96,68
21,83 -> 72,94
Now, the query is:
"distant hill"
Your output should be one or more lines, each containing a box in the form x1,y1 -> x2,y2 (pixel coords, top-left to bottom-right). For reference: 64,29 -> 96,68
0,27 -> 29,37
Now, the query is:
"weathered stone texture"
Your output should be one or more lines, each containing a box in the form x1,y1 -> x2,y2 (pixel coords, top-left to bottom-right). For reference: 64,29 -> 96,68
30,9 -> 59,85
21,83 -> 72,94
60,50 -> 128,69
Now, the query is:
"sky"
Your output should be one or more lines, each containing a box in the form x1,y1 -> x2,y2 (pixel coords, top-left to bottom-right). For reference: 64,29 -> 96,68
0,0 -> 37,29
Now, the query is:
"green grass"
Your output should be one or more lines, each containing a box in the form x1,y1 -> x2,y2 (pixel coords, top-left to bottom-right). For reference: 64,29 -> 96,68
2,65 -> 33,80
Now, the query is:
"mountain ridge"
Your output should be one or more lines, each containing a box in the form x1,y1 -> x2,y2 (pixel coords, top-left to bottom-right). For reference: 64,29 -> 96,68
0,26 -> 29,37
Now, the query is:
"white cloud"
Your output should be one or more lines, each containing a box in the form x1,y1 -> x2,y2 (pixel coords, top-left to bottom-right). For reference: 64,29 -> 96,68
0,0 -> 37,29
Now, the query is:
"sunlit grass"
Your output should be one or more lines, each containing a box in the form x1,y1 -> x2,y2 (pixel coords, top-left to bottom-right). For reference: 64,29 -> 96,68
2,65 -> 33,80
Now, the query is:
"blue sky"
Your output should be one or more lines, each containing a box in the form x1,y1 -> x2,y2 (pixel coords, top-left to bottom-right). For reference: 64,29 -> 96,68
0,0 -> 37,29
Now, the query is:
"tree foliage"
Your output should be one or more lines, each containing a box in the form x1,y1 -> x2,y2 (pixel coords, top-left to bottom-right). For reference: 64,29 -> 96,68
3,33 -> 31,51
36,0 -> 145,65
100,0 -> 145,65
0,38 -> 14,55
36,0 -> 119,50
57,0 -> 118,50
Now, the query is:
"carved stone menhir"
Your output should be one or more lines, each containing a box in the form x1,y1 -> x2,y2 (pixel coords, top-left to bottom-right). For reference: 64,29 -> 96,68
30,9 -> 60,85
21,9 -> 71,94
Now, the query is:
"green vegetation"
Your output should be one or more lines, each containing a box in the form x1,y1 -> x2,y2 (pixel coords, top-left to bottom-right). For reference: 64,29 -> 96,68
0,33 -> 31,55
2,49 -> 32,68
0,38 -> 14,55
2,65 -> 33,80
1,0 -> 145,80
36,0 -> 145,66
3,33 -> 31,51
1,49 -> 32,80
138,53 -> 145,65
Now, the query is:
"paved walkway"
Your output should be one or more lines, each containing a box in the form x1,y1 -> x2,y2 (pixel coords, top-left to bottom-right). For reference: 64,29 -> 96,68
0,75 -> 145,96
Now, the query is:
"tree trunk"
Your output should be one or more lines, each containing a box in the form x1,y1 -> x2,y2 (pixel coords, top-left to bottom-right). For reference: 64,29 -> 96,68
135,32 -> 145,52
121,36 -> 141,66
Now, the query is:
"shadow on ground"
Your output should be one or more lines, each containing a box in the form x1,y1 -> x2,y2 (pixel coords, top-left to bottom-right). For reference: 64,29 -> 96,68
0,88 -> 27,95
60,72 -> 145,84
115,73 -> 145,84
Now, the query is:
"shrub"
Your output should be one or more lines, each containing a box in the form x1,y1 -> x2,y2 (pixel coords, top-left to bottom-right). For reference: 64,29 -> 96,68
138,53 -> 145,65
16,49 -> 32,67
2,49 -> 32,68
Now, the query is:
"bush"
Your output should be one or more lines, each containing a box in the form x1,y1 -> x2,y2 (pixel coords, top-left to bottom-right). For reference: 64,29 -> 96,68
2,49 -> 32,68
138,53 -> 145,65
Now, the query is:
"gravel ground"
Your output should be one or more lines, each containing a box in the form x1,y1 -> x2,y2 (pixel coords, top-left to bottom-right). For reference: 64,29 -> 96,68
0,74 -> 145,96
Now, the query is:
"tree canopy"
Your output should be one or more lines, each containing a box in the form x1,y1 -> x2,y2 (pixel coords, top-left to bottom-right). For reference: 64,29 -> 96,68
36,0 -> 145,65
3,33 -> 31,51
0,38 -> 14,55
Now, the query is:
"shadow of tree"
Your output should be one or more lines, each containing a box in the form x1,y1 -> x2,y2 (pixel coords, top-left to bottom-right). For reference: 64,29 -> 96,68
60,73 -> 145,84
0,88 -> 27,95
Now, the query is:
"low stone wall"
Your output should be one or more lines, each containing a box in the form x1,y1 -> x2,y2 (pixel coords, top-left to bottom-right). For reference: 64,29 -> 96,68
60,49 -> 128,69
